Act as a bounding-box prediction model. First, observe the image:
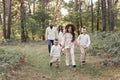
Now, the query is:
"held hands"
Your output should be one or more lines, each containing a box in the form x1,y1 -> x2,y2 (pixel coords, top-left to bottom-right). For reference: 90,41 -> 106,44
59,44 -> 64,48
62,45 -> 65,48
60,50 -> 64,55
77,44 -> 80,48
74,40 -> 80,48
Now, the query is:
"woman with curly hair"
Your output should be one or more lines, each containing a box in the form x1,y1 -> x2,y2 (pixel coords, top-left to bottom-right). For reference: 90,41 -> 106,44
61,24 -> 76,67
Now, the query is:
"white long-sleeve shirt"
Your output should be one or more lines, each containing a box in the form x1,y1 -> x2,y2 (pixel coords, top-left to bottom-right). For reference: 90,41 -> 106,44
77,34 -> 91,47
61,33 -> 75,48
50,45 -> 61,57
45,27 -> 58,40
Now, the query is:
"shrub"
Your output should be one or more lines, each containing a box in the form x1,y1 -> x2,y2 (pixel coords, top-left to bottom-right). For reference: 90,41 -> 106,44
89,31 -> 120,66
0,48 -> 23,79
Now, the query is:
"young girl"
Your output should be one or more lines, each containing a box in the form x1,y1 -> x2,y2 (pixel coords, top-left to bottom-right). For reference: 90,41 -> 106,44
61,24 -> 76,67
77,27 -> 91,64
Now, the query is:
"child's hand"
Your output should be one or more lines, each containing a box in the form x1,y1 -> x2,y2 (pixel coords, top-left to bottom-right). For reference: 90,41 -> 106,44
61,51 -> 64,55
59,44 -> 62,46
77,44 -> 80,48
62,45 -> 65,48
50,56 -> 53,59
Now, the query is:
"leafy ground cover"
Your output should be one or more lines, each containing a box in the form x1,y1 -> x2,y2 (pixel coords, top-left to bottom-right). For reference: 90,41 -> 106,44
0,32 -> 120,80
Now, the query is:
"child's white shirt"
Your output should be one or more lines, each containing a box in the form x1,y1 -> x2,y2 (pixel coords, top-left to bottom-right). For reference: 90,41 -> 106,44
77,34 -> 91,47
50,45 -> 61,57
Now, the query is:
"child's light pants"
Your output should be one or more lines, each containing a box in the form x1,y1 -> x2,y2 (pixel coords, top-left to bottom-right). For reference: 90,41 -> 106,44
80,45 -> 87,62
66,47 -> 76,66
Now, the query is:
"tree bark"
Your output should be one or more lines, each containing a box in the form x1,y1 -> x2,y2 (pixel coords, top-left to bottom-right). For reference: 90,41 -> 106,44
96,0 -> 100,31
20,0 -> 26,42
107,0 -> 114,31
101,0 -> 106,31
0,14 -> 2,24
28,2 -> 31,14
91,0 -> 94,32
7,0 -> 12,39
79,0 -> 83,28
2,0 -> 7,39
33,0 -> 36,14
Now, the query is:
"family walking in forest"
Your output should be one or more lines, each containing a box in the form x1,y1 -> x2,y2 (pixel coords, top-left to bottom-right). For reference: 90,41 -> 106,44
45,22 -> 91,68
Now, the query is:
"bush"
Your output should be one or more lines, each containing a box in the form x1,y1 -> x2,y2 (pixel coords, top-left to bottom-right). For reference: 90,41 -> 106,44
0,48 -> 23,79
89,31 -> 120,56
89,31 -> 120,66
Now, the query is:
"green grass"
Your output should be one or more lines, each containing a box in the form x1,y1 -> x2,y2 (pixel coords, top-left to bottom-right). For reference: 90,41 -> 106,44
0,41 -> 120,80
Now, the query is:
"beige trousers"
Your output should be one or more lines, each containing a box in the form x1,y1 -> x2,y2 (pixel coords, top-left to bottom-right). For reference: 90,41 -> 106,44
80,45 -> 88,62
50,56 -> 60,64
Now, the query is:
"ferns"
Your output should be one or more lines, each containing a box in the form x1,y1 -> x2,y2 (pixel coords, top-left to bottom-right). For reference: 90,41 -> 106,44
89,31 -> 120,66
0,48 -> 22,79
89,31 -> 120,56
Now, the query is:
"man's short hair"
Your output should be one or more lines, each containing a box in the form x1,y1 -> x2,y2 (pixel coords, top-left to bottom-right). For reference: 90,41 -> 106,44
82,26 -> 86,29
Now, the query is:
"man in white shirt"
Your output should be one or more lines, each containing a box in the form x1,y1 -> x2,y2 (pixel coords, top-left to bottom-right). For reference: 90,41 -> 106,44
77,27 -> 91,64
45,22 -> 58,55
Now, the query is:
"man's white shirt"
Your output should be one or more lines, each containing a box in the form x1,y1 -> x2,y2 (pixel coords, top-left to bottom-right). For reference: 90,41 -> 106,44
45,27 -> 58,40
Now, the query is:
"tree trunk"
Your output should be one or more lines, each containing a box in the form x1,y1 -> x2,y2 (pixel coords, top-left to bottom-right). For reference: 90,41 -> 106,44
28,3 -> 31,14
7,0 -> 12,39
20,0 -> 26,42
79,0 -> 83,28
75,0 -> 80,35
32,33 -> 35,40
91,0 -> 94,32
101,0 -> 106,31
42,35 -> 45,40
76,24 -> 80,35
33,0 -> 36,14
2,0 -> 7,39
96,0 -> 100,31
107,0 -> 114,31
0,14 -> 2,24
75,0 -> 78,11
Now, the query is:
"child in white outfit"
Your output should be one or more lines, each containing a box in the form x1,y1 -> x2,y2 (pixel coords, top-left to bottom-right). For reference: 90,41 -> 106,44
77,27 -> 91,64
62,24 -> 76,67
50,39 -> 61,68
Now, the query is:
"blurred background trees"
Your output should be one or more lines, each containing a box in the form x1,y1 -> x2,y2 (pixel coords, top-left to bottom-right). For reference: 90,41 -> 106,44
0,0 -> 120,41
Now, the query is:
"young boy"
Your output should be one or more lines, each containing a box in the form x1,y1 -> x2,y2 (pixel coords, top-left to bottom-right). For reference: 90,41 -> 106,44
50,39 -> 61,68
77,27 -> 91,64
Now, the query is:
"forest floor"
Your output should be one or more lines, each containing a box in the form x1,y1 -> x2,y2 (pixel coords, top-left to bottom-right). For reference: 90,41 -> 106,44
1,41 -> 120,80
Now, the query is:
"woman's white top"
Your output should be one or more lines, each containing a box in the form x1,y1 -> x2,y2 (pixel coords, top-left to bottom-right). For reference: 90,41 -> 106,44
62,33 -> 74,48
58,31 -> 63,44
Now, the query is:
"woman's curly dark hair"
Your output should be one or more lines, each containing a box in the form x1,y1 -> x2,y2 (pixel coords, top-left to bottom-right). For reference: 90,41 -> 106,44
65,24 -> 76,42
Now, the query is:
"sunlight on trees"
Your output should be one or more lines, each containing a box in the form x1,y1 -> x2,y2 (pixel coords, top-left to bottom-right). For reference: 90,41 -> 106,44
0,0 -> 120,41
